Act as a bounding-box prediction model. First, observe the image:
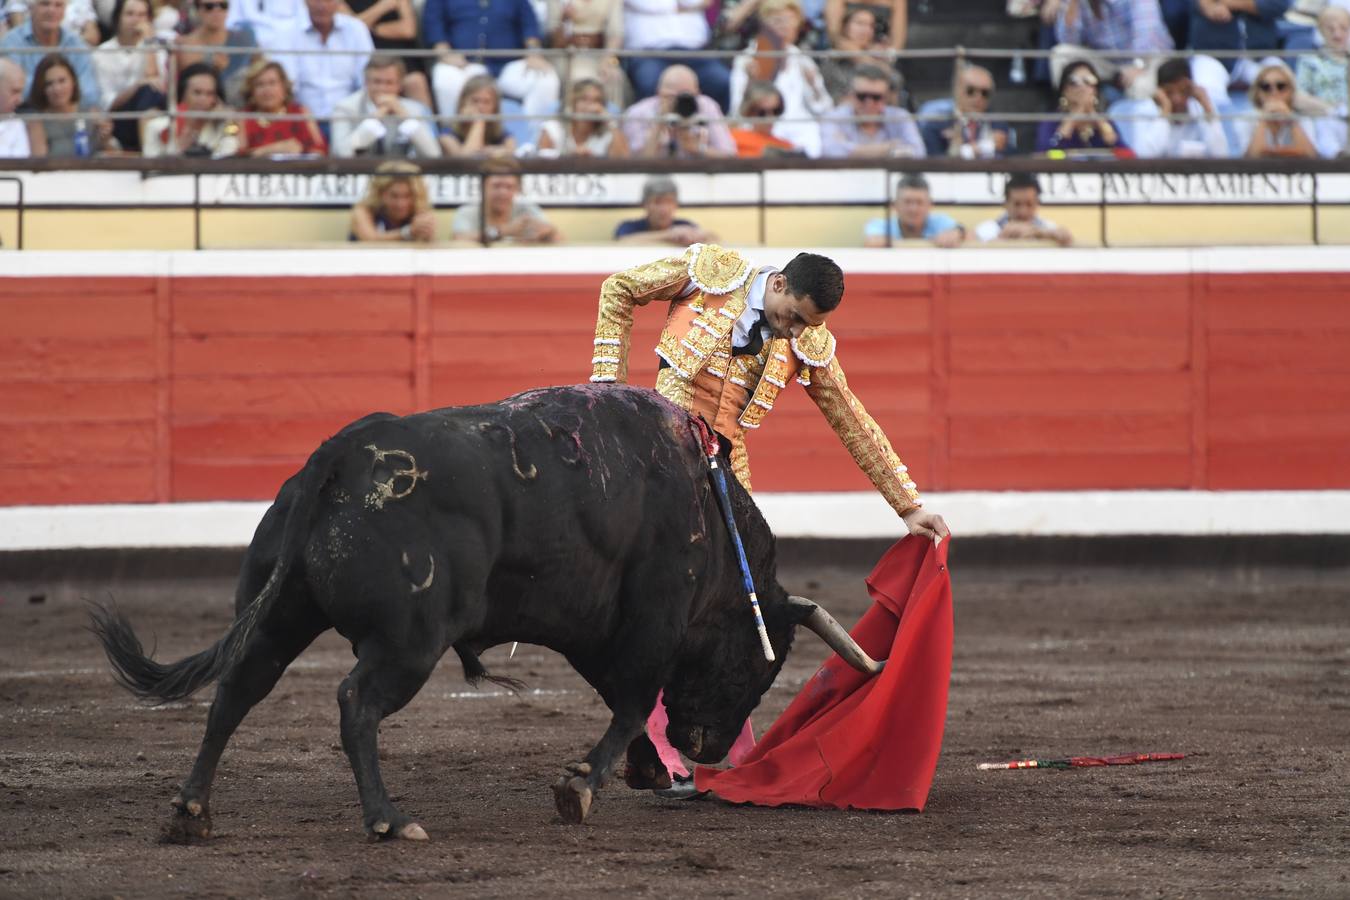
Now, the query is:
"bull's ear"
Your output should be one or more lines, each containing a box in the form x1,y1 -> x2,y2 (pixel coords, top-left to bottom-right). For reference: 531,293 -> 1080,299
785,595 -> 819,625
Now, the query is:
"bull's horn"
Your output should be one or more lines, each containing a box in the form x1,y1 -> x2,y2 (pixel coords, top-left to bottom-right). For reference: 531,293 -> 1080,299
788,596 -> 885,677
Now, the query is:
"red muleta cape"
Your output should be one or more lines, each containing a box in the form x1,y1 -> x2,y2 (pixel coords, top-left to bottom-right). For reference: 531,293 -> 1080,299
694,535 -> 953,811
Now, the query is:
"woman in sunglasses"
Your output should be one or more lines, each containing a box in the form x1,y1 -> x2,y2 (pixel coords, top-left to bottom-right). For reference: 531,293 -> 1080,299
1243,62 -> 1319,159
176,0 -> 260,104
728,81 -> 802,157
1036,58 -> 1129,156
729,0 -> 832,157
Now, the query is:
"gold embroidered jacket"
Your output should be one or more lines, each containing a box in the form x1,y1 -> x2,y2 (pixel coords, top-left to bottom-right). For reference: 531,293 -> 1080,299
590,243 -> 921,515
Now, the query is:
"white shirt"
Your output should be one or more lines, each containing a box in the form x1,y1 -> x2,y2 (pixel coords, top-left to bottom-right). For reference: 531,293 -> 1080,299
0,118 -> 31,158
1134,97 -> 1229,159
274,14 -> 374,119
729,47 -> 830,159
623,0 -> 708,49
230,0 -> 309,50
91,37 -> 158,109
974,214 -> 1061,243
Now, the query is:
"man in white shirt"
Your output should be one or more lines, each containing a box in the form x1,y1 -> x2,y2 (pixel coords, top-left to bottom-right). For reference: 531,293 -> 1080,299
272,0 -> 373,120
0,58 -> 32,158
331,56 -> 440,158
1135,57 -> 1231,158
974,173 -> 1073,246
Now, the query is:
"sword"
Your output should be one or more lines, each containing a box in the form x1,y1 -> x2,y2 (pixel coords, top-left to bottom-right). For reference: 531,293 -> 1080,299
977,752 -> 1185,770
704,445 -> 775,662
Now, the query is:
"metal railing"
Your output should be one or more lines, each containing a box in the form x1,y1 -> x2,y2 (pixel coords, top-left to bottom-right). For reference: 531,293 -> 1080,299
0,156 -> 1344,250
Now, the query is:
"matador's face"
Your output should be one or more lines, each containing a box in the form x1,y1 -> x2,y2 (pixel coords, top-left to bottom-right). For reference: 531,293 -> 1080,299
763,274 -> 830,341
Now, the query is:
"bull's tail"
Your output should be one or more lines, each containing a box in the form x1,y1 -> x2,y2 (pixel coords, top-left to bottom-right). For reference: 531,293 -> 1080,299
453,643 -> 527,693
89,429 -> 353,704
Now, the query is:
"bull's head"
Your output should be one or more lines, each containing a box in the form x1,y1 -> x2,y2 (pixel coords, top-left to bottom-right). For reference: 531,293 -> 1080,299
661,592 -> 883,764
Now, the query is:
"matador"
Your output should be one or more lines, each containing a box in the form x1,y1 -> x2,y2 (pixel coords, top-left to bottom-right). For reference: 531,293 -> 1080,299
590,243 -> 949,796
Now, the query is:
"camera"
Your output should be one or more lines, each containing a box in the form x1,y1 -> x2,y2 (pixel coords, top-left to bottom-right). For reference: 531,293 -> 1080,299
672,92 -> 699,119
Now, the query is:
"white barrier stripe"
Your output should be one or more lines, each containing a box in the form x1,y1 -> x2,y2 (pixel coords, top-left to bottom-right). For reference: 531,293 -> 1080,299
1,246 -> 1348,279
2,491 -> 1349,549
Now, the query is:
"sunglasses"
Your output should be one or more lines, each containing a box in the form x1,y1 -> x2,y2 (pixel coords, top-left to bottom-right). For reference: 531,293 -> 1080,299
963,85 -> 992,98
200,1 -> 228,8
1257,80 -> 1290,92
853,90 -> 885,103
1066,74 -> 1098,88
752,104 -> 783,116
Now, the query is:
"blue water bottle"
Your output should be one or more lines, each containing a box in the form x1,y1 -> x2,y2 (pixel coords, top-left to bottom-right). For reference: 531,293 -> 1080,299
73,118 -> 91,158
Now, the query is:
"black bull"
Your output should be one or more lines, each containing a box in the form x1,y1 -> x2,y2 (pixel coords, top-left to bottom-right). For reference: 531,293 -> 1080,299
92,385 -> 881,840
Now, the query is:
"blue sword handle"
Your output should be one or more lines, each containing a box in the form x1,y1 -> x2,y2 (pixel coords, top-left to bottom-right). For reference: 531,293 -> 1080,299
707,453 -> 775,662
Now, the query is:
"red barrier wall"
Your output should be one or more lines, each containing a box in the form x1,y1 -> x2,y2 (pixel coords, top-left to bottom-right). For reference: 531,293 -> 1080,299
4,269 -> 1348,505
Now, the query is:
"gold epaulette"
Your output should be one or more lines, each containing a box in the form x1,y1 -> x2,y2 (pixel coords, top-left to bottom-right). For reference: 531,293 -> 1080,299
686,243 -> 753,296
791,325 -> 837,368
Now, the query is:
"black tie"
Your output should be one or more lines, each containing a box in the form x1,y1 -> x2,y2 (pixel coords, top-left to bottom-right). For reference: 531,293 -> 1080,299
733,310 -> 767,357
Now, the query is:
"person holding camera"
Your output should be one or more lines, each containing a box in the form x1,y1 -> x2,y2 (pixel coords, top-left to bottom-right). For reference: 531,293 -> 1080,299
620,63 -> 735,158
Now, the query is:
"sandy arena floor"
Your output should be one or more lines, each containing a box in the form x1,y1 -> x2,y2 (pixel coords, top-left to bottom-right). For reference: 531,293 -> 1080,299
1,543 -> 1347,899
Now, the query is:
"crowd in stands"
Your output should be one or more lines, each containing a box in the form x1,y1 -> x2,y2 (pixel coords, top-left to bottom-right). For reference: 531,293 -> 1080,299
0,0 -> 1345,159
346,163 -> 1073,247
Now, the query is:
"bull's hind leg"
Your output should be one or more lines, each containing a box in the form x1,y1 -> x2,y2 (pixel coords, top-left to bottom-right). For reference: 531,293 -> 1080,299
165,600 -> 328,843
337,640 -> 439,841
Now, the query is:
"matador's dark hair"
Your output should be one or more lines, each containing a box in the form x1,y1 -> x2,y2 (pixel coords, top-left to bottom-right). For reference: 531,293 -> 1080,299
781,252 -> 845,312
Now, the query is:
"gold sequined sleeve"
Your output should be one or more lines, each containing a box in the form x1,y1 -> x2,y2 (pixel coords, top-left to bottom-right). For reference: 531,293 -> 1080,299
805,355 -> 923,516
591,252 -> 694,384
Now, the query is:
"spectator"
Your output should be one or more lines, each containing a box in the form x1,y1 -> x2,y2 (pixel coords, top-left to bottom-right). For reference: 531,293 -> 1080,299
614,175 -> 717,244
824,0 -> 905,49
622,0 -> 731,112
1,0 -> 99,100
0,57 -> 30,156
543,0 -> 627,106
451,169 -> 561,244
273,0 -> 373,120
438,72 -> 516,156
423,0 -> 560,127
1037,59 -> 1129,154
621,63 -> 736,158
819,5 -> 892,101
537,75 -> 630,156
1051,0 -> 1174,100
920,63 -> 1011,158
238,58 -> 327,154
226,0 -> 305,48
728,0 -> 831,156
23,51 -> 112,155
864,173 -> 964,247
176,0 -> 260,105
728,80 -> 805,155
343,0 -> 431,109
141,60 -> 240,155
1135,55 -> 1228,156
4,0 -> 100,43
349,160 -> 437,242
1191,0 -> 1293,78
330,55 -> 439,157
1297,6 -> 1349,156
975,173 -> 1073,246
1243,60 -> 1319,157
1296,6 -> 1348,110
93,0 -> 166,152
820,64 -> 923,157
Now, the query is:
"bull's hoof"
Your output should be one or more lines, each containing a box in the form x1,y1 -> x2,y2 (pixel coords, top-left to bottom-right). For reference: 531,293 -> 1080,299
160,798 -> 212,844
552,775 -> 594,825
367,819 -> 430,842
623,740 -> 672,791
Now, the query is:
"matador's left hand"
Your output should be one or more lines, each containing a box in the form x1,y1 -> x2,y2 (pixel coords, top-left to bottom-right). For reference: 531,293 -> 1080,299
901,507 -> 950,543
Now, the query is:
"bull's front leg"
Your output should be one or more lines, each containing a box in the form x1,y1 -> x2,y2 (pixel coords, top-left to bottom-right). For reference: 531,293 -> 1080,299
552,707 -> 649,824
